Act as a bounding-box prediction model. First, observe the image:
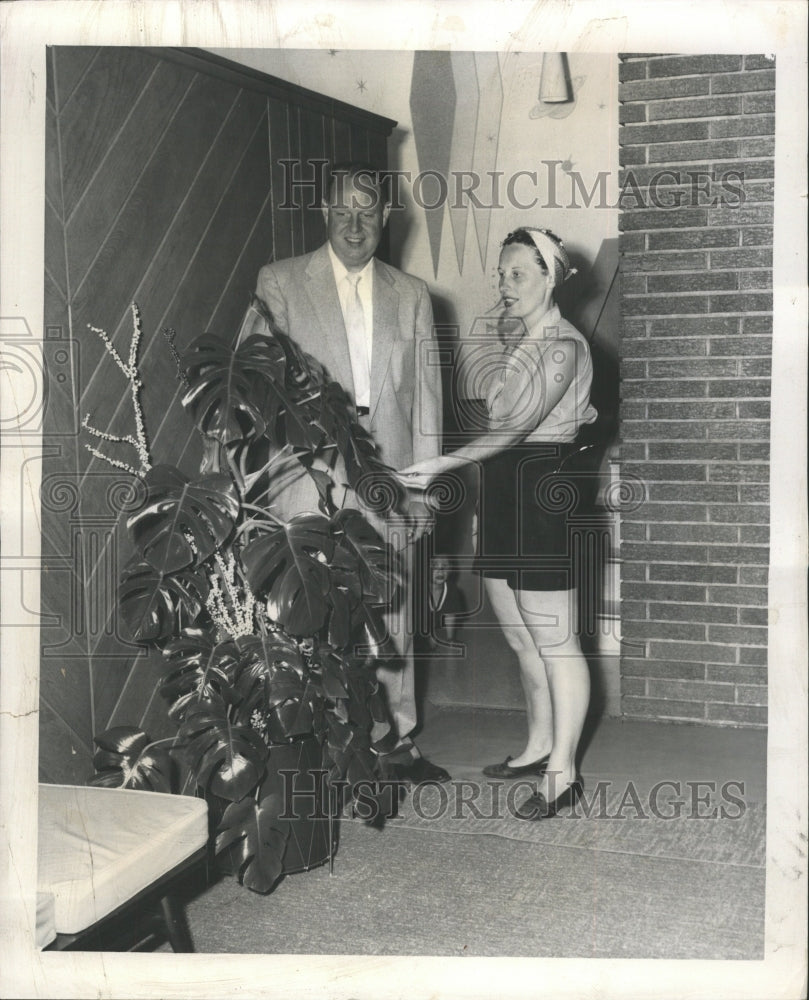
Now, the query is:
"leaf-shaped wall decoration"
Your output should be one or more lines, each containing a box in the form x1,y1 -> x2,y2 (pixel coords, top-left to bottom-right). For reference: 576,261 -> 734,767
241,514 -> 334,637
118,558 -> 209,643
160,629 -> 241,722
178,700 -> 267,802
127,465 -> 239,573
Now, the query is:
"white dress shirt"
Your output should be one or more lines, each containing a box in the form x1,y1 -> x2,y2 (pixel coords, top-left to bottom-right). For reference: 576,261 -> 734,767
328,244 -> 374,408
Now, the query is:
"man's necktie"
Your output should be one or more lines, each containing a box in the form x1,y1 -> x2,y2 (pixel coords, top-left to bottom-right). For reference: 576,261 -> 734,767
344,273 -> 371,409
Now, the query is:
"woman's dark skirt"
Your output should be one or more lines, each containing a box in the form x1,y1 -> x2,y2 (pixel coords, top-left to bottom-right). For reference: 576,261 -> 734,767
475,442 -> 594,592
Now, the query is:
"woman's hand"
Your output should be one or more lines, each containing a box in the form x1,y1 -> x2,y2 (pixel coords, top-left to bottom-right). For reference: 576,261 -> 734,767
399,454 -> 456,484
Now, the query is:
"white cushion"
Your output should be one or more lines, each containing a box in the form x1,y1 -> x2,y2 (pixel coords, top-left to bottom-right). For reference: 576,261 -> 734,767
38,783 -> 208,935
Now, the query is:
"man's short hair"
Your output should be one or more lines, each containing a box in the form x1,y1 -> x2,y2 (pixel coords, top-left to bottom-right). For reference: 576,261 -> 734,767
325,161 -> 390,209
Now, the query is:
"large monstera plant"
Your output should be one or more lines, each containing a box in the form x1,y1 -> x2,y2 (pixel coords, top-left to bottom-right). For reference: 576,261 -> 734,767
87,298 -> 408,894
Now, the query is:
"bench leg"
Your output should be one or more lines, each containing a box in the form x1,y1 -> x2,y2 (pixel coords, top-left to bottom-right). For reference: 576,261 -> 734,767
160,895 -> 194,953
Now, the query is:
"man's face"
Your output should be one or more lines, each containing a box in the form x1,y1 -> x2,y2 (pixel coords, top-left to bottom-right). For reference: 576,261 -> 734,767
322,173 -> 390,272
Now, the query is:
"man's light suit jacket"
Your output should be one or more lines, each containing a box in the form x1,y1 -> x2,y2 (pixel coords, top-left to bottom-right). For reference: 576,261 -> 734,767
242,242 -> 443,523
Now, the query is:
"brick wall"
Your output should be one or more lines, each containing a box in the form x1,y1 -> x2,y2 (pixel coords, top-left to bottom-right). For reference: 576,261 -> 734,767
617,54 -> 774,727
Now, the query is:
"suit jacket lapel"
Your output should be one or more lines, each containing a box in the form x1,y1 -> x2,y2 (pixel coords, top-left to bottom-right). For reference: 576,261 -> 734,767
370,260 -> 398,419
304,245 -> 356,398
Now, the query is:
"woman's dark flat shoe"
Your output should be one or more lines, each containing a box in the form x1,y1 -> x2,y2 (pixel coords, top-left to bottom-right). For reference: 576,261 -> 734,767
482,754 -> 550,778
515,778 -> 583,820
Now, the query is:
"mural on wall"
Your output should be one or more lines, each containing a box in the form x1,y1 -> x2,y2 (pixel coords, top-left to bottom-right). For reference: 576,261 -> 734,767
409,51 -> 503,276
529,52 -> 585,119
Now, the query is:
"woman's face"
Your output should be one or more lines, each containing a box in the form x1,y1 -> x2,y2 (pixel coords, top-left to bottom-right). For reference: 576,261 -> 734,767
497,243 -> 554,330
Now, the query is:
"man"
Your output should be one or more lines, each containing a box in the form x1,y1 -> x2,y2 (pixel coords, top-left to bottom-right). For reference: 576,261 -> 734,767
241,162 -> 449,784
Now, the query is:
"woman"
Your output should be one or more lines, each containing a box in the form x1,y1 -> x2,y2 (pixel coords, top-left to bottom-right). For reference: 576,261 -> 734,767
403,226 -> 597,820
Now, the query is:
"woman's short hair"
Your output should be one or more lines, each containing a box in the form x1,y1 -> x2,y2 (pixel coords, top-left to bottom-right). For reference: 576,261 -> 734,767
502,227 -> 570,286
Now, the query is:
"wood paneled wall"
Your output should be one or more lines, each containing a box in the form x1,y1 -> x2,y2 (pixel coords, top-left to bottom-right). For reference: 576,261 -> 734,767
40,46 -> 394,783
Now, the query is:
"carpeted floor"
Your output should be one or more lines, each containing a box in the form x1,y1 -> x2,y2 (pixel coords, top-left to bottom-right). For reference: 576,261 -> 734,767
178,819 -> 764,959
169,712 -> 766,959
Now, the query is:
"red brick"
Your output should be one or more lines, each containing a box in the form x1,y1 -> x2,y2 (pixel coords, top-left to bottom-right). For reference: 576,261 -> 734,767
649,524 -> 737,544
621,563 -> 649,582
708,585 -> 767,605
708,379 -> 770,398
741,227 -> 773,246
706,703 -> 766,726
730,159 -> 774,180
621,121 -> 711,144
622,696 -> 706,721
620,232 -> 647,253
647,442 -> 737,461
739,525 -> 770,545
648,678 -> 734,701
648,358 -> 736,378
739,485 -> 769,502
647,401 -> 735,419
708,545 -> 769,564
620,401 -> 648,420
647,140 -> 740,163
646,228 -> 739,250
647,55 -> 743,78
619,208 -> 709,231
647,272 -> 737,293
622,582 -> 707,603
709,247 -> 772,268
710,115 -> 775,138
648,602 -> 738,624
709,504 -> 768,525
739,607 -> 768,626
621,443 -> 647,462
622,250 -> 708,271
620,274 -> 647,295
734,401 -> 770,420
708,421 -> 769,440
623,420 -> 705,441
650,562 -> 737,583
739,271 -> 772,291
743,55 -> 776,71
635,463 -> 707,481
739,646 -> 768,665
708,205 -> 773,226
626,339 -> 708,359
620,163 -> 711,187
709,293 -> 772,313
707,624 -> 768,645
707,663 -> 766,685
711,70 -> 775,94
619,145 -> 647,167
619,58 -> 648,83
624,297 -> 713,318
648,641 -> 737,663
620,358 -> 647,377
736,685 -> 767,706
623,541 -> 708,562
624,379 -> 708,398
622,677 -> 648,697
743,93 -> 775,114
622,658 -> 706,680
738,442 -> 770,460
625,621 -> 706,642
739,566 -> 768,586
708,463 -> 769,483
708,336 -> 771,356
648,316 -> 739,336
649,482 -> 737,503
741,137 -> 776,158
740,181 -> 774,203
619,103 -> 648,124
620,76 -> 710,100
634,503 -> 709,524
739,357 -> 772,376
648,97 -> 741,121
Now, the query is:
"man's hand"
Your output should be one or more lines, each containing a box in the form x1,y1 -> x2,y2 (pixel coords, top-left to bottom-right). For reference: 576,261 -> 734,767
387,495 -> 434,548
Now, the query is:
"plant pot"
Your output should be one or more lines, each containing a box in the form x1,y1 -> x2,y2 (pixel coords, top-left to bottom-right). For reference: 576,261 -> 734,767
209,733 -> 338,893
263,734 -> 337,876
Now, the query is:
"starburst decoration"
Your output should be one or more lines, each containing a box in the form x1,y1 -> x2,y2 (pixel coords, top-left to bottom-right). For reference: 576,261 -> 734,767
356,78 -> 367,93
327,49 -> 338,56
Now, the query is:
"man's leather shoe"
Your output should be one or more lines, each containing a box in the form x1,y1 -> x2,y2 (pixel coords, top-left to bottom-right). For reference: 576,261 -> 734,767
482,754 -> 550,778
394,756 -> 451,784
